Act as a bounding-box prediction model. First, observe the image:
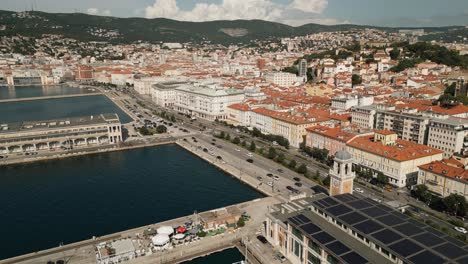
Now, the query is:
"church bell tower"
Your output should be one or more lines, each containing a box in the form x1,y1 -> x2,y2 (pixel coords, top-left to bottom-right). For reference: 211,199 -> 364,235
329,150 -> 355,196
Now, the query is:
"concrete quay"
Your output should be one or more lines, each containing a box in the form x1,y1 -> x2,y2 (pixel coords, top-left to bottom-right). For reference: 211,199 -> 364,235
0,92 -> 101,103
0,197 -> 278,264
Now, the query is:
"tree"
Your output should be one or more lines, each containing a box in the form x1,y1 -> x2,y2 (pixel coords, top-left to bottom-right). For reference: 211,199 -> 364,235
297,164 -> 307,174
232,137 -> 241,145
352,74 -> 362,87
249,141 -> 256,152
170,115 -> 176,122
412,184 -> 431,202
156,125 -> 167,134
288,160 -> 297,169
389,48 -> 400,60
225,133 -> 231,141
267,147 -> 277,159
314,170 -> 321,180
276,153 -> 285,163
443,194 -> 467,217
139,127 -> 151,136
219,131 -> 226,139
241,141 -> 247,147
322,176 -> 331,187
237,217 -> 245,227
376,172 -> 389,185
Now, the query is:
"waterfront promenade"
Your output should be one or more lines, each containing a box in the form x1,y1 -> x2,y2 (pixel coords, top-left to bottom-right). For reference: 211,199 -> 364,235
0,92 -> 100,103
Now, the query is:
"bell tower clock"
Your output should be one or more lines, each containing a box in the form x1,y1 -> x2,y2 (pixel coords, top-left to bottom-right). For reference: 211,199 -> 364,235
329,150 -> 356,196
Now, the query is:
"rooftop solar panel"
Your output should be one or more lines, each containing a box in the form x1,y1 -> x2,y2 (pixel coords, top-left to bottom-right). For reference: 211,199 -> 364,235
408,250 -> 446,264
412,232 -> 445,247
288,217 -> 300,226
321,197 -> 339,207
443,236 -> 467,248
326,204 -> 353,217
353,220 -> 384,234
391,210 -> 410,220
338,211 -> 367,225
371,229 -> 403,244
296,214 -> 311,224
375,204 -> 394,212
388,239 -> 424,257
455,255 -> 468,264
311,231 -> 336,244
433,243 -> 468,259
340,251 -> 368,264
408,219 -> 427,228
300,222 -> 321,235
325,241 -> 351,256
375,214 -> 404,227
421,227 -> 445,238
361,206 -> 388,218
313,200 -> 326,209
348,200 -> 374,210
393,223 -> 424,236
334,194 -> 357,203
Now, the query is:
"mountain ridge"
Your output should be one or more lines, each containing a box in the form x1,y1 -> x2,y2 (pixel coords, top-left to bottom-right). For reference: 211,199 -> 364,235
0,10 -> 463,45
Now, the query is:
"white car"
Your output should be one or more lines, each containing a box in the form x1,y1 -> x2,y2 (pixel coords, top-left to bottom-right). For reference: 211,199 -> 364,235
454,226 -> 468,234
272,141 -> 278,146
235,148 -> 240,152
267,181 -> 273,187
354,188 -> 364,194
273,175 -> 280,181
247,152 -> 253,157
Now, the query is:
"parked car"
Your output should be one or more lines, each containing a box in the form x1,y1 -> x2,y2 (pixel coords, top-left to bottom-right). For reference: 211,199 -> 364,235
354,188 -> 364,194
273,175 -> 280,181
266,173 -> 273,177
293,177 -> 301,182
277,168 -> 284,173
294,182 -> 302,187
256,176 -> 263,181
454,227 -> 468,234
267,181 -> 273,187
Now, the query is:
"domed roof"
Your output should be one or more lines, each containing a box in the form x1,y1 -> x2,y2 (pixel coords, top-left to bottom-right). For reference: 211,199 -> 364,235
335,150 -> 352,160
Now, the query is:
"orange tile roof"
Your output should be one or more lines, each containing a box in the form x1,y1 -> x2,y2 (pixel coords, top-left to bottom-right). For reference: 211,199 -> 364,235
419,159 -> 468,182
347,136 -> 444,162
374,129 -> 396,136
307,126 -> 359,143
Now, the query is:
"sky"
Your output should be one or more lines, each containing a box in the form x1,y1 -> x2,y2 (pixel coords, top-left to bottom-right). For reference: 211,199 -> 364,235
2,0 -> 468,27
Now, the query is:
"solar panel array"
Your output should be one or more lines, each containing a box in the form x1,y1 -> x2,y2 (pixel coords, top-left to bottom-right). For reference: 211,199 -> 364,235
288,213 -> 370,264
311,194 -> 468,264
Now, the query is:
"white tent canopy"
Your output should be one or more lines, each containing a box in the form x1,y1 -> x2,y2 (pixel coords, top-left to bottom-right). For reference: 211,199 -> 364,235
173,233 -> 185,240
152,234 -> 170,246
157,226 -> 174,236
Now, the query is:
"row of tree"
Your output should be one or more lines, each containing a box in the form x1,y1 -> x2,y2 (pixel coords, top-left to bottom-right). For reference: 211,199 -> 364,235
412,185 -> 467,217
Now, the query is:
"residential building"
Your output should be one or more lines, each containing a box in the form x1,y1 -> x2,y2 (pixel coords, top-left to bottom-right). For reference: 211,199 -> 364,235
265,72 -> 301,87
351,105 -> 377,129
418,159 -> 468,199
427,116 -> 468,159
347,130 -> 444,187
375,108 -> 429,145
298,59 -> 308,81
331,95 -> 374,111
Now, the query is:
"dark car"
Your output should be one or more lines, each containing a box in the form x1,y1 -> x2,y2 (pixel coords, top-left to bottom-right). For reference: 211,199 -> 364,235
294,182 -> 303,187
293,177 -> 301,182
267,173 -> 274,177
311,185 -> 329,195
257,235 -> 268,244
286,186 -> 294,191
277,168 -> 284,173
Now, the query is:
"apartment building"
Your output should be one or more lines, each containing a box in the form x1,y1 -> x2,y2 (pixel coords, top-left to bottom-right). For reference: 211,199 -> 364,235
427,116 -> 468,159
347,130 -> 444,187
331,95 -> 374,111
418,159 -> 468,199
375,108 -> 429,145
265,72 -> 301,87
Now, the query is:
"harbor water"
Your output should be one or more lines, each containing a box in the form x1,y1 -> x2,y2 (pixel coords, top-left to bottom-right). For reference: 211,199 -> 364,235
182,248 -> 245,264
0,85 -> 96,100
0,145 -> 263,259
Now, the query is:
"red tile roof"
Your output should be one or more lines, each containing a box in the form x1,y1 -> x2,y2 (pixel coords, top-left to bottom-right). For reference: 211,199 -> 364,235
419,159 -> 468,182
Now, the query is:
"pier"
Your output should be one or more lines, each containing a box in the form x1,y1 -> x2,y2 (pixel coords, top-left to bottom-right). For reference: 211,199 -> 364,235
0,92 -> 101,103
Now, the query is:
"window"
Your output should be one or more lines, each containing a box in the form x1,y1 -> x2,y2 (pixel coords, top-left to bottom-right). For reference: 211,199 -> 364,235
327,254 -> 339,264
308,251 -> 321,264
308,240 -> 321,254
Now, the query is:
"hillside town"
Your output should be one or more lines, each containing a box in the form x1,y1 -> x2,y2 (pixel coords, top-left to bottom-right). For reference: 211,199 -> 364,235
2,16 -> 468,263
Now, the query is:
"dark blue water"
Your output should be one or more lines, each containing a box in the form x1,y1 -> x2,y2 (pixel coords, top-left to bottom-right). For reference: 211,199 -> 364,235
182,248 -> 244,264
0,145 -> 263,260
0,95 -> 132,123
0,85 -> 96,99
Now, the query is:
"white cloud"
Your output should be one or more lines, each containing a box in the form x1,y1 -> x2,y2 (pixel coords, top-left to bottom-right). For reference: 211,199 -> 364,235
145,0 -> 332,25
87,7 -> 111,16
289,0 -> 328,13
87,8 -> 99,15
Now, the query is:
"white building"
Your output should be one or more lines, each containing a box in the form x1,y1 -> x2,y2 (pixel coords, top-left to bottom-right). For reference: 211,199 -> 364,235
265,72 -> 302,87
427,116 -> 468,159
172,83 -> 245,121
351,105 -> 377,129
331,95 -> 374,111
134,77 -> 159,95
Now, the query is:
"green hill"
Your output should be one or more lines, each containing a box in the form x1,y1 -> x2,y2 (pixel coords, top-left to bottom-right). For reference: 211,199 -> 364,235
0,10 -> 463,45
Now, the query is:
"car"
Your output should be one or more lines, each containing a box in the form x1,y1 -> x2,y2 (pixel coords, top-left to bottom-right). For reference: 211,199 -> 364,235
256,176 -> 263,181
266,173 -> 273,177
273,175 -> 280,181
293,177 -> 301,182
454,227 -> 468,234
211,142 -> 216,146
217,156 -> 222,160
277,168 -> 284,173
212,139 -> 216,142
247,152 -> 253,157
267,181 -> 273,187
235,148 -> 240,152
286,186 -> 294,191
257,235 -> 268,244
246,159 -> 253,163
216,145 -> 222,148
354,188 -> 364,194
272,141 -> 278,146
294,182 -> 302,187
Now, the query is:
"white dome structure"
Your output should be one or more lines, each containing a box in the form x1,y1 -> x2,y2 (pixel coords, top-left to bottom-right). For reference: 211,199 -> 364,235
152,234 -> 170,246
157,226 -> 174,236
